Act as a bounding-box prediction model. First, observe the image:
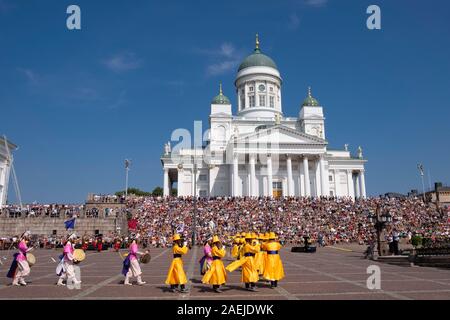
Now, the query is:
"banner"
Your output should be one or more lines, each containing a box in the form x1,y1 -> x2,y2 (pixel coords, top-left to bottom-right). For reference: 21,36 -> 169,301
64,218 -> 76,230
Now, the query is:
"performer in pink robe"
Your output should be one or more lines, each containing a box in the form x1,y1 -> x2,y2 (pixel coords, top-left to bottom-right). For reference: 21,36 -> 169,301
200,238 -> 213,275
56,233 -> 81,286
10,231 -> 33,286
123,238 -> 148,285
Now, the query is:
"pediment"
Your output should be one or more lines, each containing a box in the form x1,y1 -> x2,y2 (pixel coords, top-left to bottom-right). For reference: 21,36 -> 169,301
233,125 -> 327,145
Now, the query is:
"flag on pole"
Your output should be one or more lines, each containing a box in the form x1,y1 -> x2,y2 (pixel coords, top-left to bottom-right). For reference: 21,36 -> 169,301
64,217 -> 76,230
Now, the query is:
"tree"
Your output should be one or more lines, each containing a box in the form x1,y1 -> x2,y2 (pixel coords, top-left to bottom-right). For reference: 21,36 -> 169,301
411,235 -> 423,248
115,187 -> 151,197
151,187 -> 163,196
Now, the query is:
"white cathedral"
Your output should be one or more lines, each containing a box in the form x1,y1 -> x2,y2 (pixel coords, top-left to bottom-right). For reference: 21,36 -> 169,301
161,36 -> 367,199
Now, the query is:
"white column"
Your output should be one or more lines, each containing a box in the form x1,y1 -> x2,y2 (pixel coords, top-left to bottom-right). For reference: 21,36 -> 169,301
163,168 -> 169,197
250,154 -> 256,197
191,169 -> 195,196
334,170 -> 340,196
303,156 -> 311,197
233,154 -> 239,197
360,170 -> 367,198
299,157 -> 305,197
346,170 -> 355,199
319,156 -> 327,196
286,155 -> 294,196
267,155 -> 273,197
314,160 -> 321,197
354,172 -> 361,199
177,167 -> 183,197
208,165 -> 214,197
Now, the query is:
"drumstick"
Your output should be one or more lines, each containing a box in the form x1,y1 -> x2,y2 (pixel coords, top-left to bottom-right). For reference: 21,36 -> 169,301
118,251 -> 125,261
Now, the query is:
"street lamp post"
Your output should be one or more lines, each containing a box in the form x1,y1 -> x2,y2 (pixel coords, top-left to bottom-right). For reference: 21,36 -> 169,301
417,164 -> 426,202
125,159 -> 131,200
192,149 -> 198,247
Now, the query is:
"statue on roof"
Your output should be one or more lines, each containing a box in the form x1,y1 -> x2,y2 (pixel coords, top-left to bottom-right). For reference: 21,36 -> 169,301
275,113 -> 281,125
164,142 -> 170,155
357,146 -> 363,159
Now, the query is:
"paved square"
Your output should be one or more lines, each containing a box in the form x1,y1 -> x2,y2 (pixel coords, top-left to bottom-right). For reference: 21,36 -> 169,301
1,246 -> 449,300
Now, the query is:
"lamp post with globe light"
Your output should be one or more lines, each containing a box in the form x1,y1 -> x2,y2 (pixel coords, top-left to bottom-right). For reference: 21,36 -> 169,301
125,159 -> 131,200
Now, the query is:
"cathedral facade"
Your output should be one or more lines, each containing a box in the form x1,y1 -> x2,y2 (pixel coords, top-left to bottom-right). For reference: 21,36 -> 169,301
161,36 -> 367,199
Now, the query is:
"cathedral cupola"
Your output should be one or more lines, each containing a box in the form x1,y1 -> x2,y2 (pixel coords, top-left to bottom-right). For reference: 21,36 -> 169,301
211,83 -> 231,105
302,86 -> 320,107
235,34 -> 283,119
238,34 -> 278,72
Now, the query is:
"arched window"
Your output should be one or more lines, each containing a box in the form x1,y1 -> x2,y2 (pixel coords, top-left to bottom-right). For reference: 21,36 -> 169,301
216,125 -> 226,141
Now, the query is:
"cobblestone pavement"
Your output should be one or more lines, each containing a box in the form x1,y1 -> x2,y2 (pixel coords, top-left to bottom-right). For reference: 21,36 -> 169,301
1,246 -> 449,300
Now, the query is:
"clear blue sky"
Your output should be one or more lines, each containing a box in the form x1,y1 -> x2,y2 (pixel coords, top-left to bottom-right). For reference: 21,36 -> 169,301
1,0 -> 449,203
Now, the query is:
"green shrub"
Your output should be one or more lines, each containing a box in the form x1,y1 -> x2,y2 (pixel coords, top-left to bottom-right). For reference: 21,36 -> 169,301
411,235 -> 423,247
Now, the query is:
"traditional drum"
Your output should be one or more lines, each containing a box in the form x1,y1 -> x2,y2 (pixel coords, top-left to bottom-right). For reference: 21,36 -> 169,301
73,249 -> 86,262
140,252 -> 151,264
26,253 -> 36,267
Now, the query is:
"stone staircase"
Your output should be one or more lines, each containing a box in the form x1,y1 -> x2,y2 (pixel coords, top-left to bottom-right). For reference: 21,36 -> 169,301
413,255 -> 450,268
376,255 -> 414,267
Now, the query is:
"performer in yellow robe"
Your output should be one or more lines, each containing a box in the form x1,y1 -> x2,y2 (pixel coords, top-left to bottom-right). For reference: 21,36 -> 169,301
254,233 -> 266,276
263,232 -> 285,288
226,233 -> 260,291
237,238 -> 246,260
231,235 -> 240,259
202,235 -> 227,293
165,234 -> 189,293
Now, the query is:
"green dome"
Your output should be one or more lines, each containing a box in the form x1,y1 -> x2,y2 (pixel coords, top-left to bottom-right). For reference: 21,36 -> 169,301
211,93 -> 230,104
238,35 -> 277,72
238,49 -> 278,72
211,83 -> 230,104
302,87 -> 320,106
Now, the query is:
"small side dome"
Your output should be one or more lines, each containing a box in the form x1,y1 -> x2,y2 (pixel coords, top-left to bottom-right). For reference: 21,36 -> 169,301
302,86 -> 320,107
211,83 -> 230,104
